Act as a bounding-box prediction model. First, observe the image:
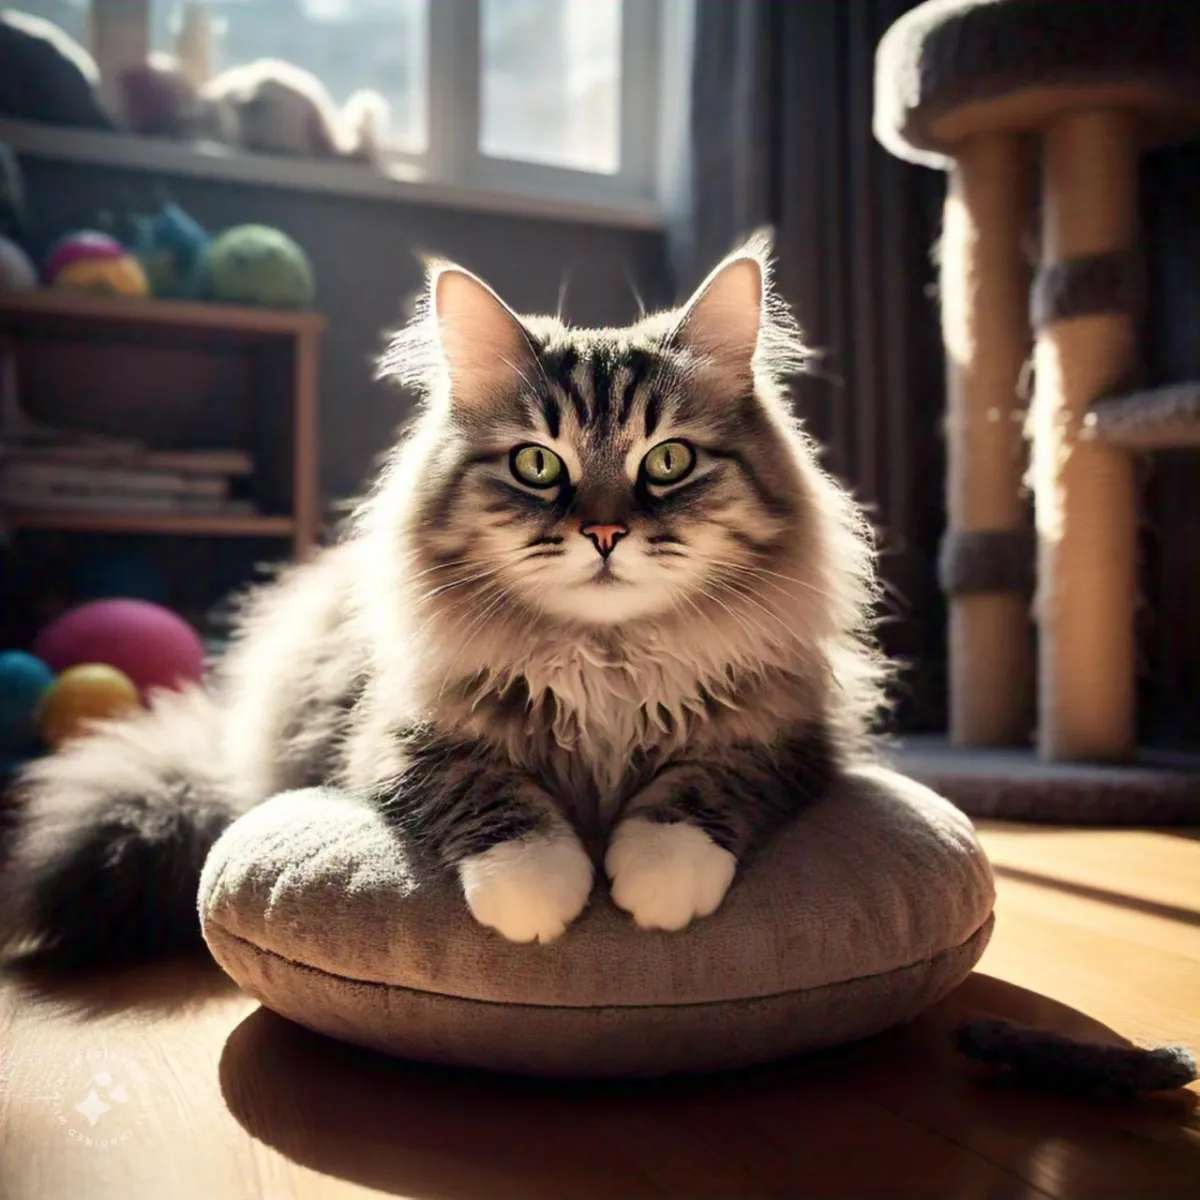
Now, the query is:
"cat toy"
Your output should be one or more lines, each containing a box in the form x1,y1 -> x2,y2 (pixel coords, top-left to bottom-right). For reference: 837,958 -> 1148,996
953,1019 -> 1198,1100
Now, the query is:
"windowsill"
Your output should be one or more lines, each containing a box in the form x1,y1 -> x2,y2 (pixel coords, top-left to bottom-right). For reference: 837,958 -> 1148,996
0,119 -> 664,232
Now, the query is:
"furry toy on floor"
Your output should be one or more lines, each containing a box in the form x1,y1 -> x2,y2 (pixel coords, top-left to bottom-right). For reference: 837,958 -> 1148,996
954,1019 -> 1198,1099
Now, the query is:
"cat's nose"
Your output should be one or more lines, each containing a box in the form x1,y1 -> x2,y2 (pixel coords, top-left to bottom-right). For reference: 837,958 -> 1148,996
580,522 -> 629,559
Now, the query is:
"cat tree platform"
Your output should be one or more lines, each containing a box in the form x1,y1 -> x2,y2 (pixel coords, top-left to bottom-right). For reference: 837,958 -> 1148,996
890,737 -> 1200,825
875,0 -> 1200,813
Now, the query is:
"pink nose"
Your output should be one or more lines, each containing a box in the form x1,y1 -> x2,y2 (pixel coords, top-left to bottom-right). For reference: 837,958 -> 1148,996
580,522 -> 628,559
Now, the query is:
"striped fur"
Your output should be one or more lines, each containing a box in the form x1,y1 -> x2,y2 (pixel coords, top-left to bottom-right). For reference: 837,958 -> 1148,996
0,234 -> 889,960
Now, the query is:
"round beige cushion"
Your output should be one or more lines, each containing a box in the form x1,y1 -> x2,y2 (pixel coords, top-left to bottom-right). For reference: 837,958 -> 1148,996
199,766 -> 995,1078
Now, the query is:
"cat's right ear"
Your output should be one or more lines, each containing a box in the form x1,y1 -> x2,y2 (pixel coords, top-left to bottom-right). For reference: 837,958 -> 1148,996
431,264 -> 538,413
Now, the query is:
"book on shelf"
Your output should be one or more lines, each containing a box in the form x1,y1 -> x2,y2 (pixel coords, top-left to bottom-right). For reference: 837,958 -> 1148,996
0,487 -> 259,516
15,446 -> 253,476
0,460 -> 230,498
0,443 -> 254,477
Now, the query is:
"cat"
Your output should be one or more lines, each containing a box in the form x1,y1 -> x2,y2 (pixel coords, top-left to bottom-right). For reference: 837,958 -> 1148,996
197,59 -> 389,163
0,233 -> 887,967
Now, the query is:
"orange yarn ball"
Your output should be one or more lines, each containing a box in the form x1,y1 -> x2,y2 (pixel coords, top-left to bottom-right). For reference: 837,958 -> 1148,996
38,663 -> 141,750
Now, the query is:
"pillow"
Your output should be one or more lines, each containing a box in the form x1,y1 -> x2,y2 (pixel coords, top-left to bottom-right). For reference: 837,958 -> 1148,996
199,765 -> 994,1078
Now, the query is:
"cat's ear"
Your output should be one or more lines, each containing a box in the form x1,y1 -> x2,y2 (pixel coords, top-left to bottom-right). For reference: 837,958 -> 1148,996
668,233 -> 770,385
431,263 -> 537,412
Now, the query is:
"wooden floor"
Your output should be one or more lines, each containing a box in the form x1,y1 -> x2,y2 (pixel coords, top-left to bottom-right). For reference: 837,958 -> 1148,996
1,822 -> 1197,1200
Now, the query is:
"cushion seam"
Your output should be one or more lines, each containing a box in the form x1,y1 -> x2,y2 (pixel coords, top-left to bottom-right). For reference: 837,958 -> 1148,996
207,911 -> 995,1012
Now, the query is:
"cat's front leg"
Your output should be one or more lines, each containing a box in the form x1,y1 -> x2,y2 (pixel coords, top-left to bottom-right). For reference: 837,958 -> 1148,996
606,727 -> 835,932
376,736 -> 592,944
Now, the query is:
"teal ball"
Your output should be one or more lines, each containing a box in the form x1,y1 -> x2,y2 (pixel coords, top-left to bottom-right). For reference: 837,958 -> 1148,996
0,650 -> 56,754
203,225 -> 315,309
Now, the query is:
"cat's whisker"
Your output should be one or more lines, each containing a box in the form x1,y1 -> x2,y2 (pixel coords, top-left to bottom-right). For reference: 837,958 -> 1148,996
691,584 -> 772,647
434,584 -> 524,702
420,564 -> 513,601
708,559 -> 839,605
706,577 -> 804,645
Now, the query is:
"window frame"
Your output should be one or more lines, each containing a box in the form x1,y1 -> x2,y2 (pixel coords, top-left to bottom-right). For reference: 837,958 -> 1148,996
395,0 -> 663,211
66,0 -> 668,219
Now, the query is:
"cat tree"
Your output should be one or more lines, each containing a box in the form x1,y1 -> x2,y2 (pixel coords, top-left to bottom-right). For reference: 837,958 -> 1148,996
874,0 -> 1200,818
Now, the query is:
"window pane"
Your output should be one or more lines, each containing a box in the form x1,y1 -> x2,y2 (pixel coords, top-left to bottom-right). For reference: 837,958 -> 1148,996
481,0 -> 620,175
10,1 -> 89,47
152,0 -> 428,154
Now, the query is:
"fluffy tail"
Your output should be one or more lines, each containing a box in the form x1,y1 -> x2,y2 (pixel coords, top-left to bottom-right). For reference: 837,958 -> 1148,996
0,686 -> 251,969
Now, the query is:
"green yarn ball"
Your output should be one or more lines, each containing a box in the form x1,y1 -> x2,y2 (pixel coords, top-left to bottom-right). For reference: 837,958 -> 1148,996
203,225 -> 315,309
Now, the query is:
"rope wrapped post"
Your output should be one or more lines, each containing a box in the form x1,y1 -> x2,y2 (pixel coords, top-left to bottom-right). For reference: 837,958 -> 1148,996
876,0 -> 1200,764
1031,111 -> 1139,761
939,134 -> 1035,746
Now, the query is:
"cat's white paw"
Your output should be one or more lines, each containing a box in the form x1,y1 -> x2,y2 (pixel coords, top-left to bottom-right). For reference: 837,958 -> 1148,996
605,818 -> 737,932
459,834 -> 594,944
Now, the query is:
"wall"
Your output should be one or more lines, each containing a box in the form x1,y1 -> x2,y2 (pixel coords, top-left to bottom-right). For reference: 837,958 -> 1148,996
13,153 -> 672,507
1141,138 -> 1200,749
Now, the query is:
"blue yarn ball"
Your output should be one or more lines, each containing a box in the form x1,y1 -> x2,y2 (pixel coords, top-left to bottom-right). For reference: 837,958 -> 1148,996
0,650 -> 55,754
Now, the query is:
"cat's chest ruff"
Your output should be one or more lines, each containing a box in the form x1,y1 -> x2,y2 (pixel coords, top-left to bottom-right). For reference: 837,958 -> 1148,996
530,638 -> 722,759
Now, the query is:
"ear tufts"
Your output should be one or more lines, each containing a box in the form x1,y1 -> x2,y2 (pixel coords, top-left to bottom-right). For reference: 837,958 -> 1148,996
375,257 -> 537,412
669,228 -> 810,387
431,264 -> 538,412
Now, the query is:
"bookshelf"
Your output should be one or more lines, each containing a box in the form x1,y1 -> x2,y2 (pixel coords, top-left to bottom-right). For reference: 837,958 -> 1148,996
0,290 -> 324,556
4,510 -> 297,537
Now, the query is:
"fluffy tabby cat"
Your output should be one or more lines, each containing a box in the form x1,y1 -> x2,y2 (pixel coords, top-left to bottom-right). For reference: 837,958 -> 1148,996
0,235 -> 887,967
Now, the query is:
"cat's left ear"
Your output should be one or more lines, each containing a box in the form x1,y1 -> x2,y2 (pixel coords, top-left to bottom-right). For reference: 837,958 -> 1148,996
668,232 -> 771,385
431,263 -> 538,413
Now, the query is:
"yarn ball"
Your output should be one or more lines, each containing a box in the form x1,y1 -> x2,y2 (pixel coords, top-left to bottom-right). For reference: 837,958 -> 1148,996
203,225 -> 315,309
0,650 -> 56,755
0,235 -> 37,291
38,663 -> 140,750
55,255 -> 148,296
43,230 -> 149,296
129,202 -> 212,299
32,599 -> 205,701
43,231 -> 124,281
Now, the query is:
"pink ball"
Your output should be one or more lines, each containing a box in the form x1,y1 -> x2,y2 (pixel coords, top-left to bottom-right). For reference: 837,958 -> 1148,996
43,231 -> 126,285
32,599 -> 206,701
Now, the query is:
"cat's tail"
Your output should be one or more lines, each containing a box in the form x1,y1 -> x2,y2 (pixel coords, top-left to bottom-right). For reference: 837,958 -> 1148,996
0,685 -> 253,969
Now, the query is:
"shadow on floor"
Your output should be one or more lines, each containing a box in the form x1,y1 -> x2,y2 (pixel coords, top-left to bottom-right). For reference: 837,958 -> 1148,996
991,863 -> 1200,926
215,973 -> 1199,1200
3,952 -> 236,1019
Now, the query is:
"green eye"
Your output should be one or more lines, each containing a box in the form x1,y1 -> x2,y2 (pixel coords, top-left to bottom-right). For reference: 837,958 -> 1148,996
511,444 -> 565,488
642,440 -> 696,485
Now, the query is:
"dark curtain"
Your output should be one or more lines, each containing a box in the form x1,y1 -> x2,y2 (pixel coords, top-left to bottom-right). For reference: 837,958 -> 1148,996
671,0 -> 949,731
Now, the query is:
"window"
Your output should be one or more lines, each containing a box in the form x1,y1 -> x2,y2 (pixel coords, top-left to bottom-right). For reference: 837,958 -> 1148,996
151,1 -> 430,155
19,0 -> 665,215
480,0 -> 621,174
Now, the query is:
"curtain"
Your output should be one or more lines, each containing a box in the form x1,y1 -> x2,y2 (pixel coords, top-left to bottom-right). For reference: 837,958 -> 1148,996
670,0 -> 949,731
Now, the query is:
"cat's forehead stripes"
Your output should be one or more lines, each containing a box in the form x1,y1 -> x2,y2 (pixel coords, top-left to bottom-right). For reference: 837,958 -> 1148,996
531,341 -> 669,443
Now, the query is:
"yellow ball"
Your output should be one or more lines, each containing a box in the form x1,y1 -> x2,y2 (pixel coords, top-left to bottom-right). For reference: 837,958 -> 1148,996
38,663 -> 141,750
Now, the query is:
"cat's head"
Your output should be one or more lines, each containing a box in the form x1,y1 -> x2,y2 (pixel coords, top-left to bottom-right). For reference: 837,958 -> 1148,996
369,234 -> 873,642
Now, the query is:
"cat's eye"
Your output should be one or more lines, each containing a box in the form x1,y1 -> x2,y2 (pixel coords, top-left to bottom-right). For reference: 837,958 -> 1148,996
642,440 -> 696,486
511,444 -> 565,488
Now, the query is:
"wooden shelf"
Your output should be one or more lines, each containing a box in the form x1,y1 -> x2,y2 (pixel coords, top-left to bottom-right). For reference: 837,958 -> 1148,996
1,509 -> 297,537
0,288 -> 326,338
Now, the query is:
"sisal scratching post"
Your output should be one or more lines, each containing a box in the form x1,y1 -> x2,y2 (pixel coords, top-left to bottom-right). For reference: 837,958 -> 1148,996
876,0 -> 1200,778
941,134 -> 1034,746
1031,111 -> 1138,762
